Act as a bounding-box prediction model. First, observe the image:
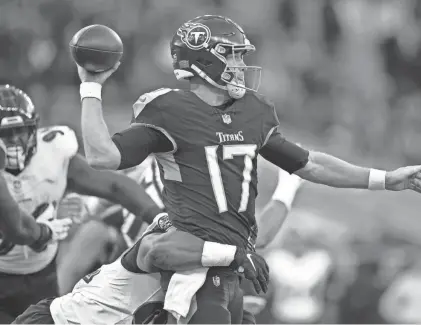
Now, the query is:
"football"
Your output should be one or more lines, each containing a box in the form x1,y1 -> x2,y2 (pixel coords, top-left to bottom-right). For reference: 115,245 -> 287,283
69,24 -> 123,73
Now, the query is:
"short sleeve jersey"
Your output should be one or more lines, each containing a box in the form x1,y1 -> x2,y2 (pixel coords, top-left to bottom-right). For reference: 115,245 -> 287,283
131,89 -> 278,248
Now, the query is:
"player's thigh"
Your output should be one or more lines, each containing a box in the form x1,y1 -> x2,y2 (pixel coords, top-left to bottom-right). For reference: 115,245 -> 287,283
188,269 -> 240,324
12,297 -> 55,324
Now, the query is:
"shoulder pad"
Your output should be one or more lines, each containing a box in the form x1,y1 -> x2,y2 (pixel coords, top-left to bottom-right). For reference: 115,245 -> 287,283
133,88 -> 173,119
38,125 -> 78,159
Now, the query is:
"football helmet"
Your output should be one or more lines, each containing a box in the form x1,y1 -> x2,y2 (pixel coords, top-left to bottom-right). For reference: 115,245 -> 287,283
170,15 -> 261,99
0,85 -> 39,173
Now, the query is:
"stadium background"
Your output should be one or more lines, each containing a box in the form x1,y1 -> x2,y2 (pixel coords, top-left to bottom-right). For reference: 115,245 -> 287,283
2,0 -> 421,323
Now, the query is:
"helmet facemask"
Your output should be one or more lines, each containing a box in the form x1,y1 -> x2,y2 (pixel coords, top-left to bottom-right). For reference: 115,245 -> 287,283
188,43 -> 261,99
213,43 -> 261,99
0,85 -> 39,174
0,123 -> 37,174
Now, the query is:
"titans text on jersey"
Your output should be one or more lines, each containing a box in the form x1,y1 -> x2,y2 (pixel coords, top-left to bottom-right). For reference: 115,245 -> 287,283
130,88 -> 278,249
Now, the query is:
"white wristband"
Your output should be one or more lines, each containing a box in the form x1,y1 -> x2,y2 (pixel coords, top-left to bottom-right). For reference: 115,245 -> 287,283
368,168 -> 386,190
201,241 -> 237,267
80,82 -> 102,101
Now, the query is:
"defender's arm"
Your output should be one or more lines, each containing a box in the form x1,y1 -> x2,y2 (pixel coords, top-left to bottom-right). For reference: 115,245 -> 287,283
66,154 -> 162,224
0,172 -> 50,246
136,225 -> 269,293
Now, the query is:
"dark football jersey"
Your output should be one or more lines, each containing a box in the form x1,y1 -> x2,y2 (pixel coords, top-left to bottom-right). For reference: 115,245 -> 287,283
131,88 -> 278,248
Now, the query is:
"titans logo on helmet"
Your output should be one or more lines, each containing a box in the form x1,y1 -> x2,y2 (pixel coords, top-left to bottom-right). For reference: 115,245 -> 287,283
176,22 -> 211,50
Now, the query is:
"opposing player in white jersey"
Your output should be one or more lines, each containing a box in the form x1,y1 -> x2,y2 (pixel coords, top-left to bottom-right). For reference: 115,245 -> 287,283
0,85 -> 163,323
0,138 -> 71,258
13,166 -> 303,325
13,211 -> 265,325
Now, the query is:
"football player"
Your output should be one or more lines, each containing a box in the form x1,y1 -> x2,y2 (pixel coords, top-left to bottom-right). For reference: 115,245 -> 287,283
14,212 -> 270,324
13,160 -> 302,325
0,140 -> 71,261
0,84 -> 163,323
77,15 -> 421,323
34,161 -> 296,325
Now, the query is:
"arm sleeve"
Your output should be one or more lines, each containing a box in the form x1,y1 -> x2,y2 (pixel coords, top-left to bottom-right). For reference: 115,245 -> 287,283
112,126 -> 172,170
260,128 -> 310,174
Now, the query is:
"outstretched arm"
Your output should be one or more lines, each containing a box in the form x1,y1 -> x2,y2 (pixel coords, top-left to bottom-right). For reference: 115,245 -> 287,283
67,154 -> 162,224
260,131 -> 421,192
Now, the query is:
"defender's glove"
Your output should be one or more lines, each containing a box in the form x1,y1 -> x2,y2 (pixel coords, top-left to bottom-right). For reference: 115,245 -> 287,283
30,204 -> 72,252
40,217 -> 73,241
230,248 -> 270,294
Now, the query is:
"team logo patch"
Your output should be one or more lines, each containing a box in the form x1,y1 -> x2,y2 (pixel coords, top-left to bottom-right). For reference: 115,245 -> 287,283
213,275 -> 220,287
177,22 -> 211,50
157,213 -> 172,232
221,114 -> 232,125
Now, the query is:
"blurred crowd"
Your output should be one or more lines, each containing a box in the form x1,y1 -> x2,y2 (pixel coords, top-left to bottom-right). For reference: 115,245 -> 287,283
2,0 -> 421,323
255,207 -> 421,324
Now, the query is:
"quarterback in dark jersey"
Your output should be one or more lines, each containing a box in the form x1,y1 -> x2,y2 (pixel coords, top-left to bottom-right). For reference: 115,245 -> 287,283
123,88 -> 282,249
77,15 -> 421,324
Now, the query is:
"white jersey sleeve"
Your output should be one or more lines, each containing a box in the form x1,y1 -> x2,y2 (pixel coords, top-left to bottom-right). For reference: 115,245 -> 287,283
38,125 -> 78,160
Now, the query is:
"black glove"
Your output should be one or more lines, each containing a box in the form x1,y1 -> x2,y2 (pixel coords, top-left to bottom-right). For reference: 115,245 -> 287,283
230,248 -> 269,294
29,223 -> 52,252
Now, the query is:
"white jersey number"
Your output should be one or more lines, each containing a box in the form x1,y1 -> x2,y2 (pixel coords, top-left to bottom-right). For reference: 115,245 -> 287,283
83,268 -> 101,283
205,144 -> 257,213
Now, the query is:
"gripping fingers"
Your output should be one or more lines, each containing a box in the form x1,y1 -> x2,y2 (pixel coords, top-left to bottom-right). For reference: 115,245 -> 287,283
251,277 -> 262,294
255,255 -> 270,284
44,218 -> 73,241
258,273 -> 268,293
263,260 -> 270,284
